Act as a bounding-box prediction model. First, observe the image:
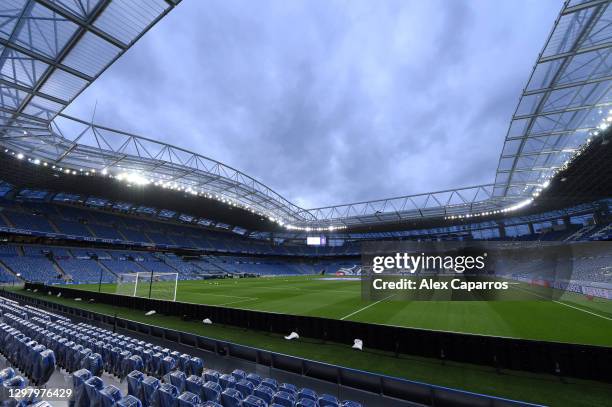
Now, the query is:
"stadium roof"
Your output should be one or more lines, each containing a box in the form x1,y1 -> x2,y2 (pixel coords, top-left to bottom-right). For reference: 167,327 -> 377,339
0,0 -> 610,231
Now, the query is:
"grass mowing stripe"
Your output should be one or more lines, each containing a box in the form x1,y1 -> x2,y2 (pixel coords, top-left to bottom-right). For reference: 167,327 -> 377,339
511,284 -> 612,321
75,276 -> 612,346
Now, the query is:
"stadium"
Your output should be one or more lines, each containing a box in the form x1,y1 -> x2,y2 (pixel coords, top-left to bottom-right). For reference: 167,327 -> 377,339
0,0 -> 610,406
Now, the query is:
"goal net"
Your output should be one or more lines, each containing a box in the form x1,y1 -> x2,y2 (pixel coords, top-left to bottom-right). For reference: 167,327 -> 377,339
115,272 -> 178,301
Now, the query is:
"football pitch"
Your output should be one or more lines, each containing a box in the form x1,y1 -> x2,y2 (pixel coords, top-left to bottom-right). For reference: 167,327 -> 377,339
81,275 -> 612,347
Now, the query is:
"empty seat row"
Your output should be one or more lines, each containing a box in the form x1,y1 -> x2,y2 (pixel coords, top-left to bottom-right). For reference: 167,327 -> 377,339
1,299 -> 364,407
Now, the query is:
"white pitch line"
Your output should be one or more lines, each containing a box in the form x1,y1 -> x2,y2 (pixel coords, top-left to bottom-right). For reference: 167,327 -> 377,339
202,293 -> 258,300
340,294 -> 395,321
217,297 -> 259,306
511,285 -> 612,322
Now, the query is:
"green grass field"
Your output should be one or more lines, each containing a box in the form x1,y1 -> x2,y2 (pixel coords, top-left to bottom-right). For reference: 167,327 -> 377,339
11,282 -> 612,407
81,276 -> 612,347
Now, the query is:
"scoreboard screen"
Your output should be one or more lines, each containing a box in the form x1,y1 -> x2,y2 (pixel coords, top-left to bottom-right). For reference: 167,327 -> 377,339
306,236 -> 326,246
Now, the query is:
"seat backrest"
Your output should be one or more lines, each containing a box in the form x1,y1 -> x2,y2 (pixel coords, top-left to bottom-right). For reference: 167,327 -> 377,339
169,370 -> 187,393
34,348 -> 56,385
177,390 -> 201,407
187,357 -> 203,376
203,369 -> 219,383
84,376 -> 105,406
185,374 -> 204,397
220,388 -> 243,407
202,381 -> 221,402
231,369 -> 246,381
298,388 -> 317,401
219,373 -> 236,389
141,376 -> 161,407
242,395 -> 268,407
155,383 -> 179,407
116,395 -> 143,407
253,384 -> 274,404
260,377 -> 278,392
126,370 -> 145,398
236,379 -> 254,397
99,384 -> 123,407
318,394 -> 340,407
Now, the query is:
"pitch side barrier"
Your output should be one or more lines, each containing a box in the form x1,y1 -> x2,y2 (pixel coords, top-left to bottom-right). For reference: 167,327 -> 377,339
3,289 -> 544,407
21,283 -> 612,383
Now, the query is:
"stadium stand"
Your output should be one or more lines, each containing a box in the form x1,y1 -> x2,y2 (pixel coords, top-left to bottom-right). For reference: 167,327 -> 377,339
0,297 -> 364,407
55,259 -> 115,284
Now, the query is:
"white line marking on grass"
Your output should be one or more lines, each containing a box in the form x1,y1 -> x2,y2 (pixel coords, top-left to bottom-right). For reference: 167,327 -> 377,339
202,293 -> 258,300
511,285 -> 612,322
249,285 -> 357,294
340,294 -> 395,321
217,298 -> 259,306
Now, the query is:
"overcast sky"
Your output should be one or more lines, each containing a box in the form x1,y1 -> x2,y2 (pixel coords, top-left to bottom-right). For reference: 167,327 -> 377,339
65,0 -> 561,209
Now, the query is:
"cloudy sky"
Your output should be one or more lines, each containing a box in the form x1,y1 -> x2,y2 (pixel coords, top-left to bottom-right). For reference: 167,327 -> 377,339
65,0 -> 561,209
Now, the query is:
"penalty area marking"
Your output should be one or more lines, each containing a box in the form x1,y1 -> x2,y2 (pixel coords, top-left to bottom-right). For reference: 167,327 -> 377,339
511,285 -> 612,322
340,294 -> 395,321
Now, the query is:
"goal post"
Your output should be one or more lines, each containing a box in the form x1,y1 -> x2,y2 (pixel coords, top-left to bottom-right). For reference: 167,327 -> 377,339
115,272 -> 178,301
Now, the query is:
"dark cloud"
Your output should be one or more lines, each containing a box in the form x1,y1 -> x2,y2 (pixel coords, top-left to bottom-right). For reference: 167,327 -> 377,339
65,0 -> 561,209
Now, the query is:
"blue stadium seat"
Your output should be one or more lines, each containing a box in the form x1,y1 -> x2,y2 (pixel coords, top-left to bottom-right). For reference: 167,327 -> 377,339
220,388 -> 243,407
318,394 -> 340,407
272,390 -> 296,407
186,374 -> 205,398
253,385 -> 274,404
188,356 -> 204,376
99,385 -> 123,407
219,373 -> 236,390
279,383 -> 297,396
72,368 -> 92,407
297,398 -> 318,407
122,355 -> 144,378
141,376 -> 160,407
81,352 -> 104,377
0,367 -> 16,384
242,395 -> 268,407
231,369 -> 246,381
127,370 -> 145,399
297,388 -> 317,402
161,355 -> 177,376
260,378 -> 278,392
153,383 -> 180,407
32,348 -> 55,385
117,395 -> 143,407
177,391 -> 202,407
151,352 -> 163,376
204,369 -> 220,383
236,379 -> 254,397
169,370 -> 187,393
340,401 -> 363,407
178,353 -> 190,371
202,381 -> 222,402
141,349 -> 154,374
84,376 -> 105,406
200,402 -> 223,407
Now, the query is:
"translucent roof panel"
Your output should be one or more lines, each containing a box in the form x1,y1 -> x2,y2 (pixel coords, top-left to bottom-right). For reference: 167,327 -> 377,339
0,0 -> 609,229
495,0 -> 612,200
0,0 -> 181,133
